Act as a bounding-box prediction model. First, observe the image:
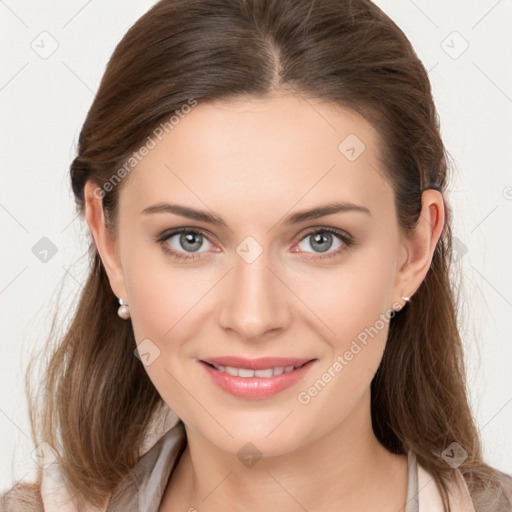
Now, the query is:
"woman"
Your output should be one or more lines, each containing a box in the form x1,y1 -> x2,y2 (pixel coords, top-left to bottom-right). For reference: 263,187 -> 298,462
2,0 -> 511,511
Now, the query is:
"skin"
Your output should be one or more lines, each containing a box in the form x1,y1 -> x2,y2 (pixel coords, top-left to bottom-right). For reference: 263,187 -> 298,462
84,91 -> 444,511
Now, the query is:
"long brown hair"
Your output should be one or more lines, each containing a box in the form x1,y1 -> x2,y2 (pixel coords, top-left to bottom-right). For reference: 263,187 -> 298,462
3,0 -> 511,510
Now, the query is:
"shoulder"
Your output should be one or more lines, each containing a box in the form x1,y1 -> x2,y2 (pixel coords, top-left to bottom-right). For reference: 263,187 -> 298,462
416,455 -> 512,512
0,481 -> 44,512
469,467 -> 512,512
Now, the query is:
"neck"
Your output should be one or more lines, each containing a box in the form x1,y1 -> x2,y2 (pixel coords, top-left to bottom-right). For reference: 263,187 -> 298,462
161,390 -> 408,512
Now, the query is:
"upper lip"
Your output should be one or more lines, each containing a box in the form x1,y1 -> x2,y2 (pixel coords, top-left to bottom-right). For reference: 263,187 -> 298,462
200,356 -> 315,370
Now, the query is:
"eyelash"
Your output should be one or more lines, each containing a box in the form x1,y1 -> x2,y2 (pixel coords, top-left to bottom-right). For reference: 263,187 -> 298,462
156,227 -> 354,262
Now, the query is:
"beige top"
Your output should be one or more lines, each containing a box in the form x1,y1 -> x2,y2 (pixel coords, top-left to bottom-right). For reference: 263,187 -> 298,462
35,410 -> 489,512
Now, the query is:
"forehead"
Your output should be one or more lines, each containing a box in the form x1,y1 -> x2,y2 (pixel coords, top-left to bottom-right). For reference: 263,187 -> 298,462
119,92 -> 395,224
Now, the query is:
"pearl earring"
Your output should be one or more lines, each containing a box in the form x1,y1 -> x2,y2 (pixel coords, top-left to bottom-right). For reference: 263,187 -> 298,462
117,298 -> 130,319
393,295 -> 411,312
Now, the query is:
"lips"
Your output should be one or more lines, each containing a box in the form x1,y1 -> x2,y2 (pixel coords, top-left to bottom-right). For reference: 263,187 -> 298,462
198,356 -> 317,400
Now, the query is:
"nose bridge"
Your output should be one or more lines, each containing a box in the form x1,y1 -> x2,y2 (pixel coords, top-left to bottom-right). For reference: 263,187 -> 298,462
218,237 -> 290,340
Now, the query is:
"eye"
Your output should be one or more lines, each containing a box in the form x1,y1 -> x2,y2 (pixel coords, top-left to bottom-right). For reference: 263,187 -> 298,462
293,227 -> 352,260
156,226 -> 353,262
157,228 -> 216,261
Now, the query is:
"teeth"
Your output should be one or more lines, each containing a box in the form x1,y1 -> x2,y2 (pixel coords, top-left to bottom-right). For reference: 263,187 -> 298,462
211,363 -> 303,377
254,368 -> 273,378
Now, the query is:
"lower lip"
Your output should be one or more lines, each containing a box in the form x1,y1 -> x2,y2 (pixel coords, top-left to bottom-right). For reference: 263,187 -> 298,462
198,359 -> 316,400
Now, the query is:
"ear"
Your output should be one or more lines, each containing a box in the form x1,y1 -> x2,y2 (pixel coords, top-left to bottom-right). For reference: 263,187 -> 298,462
393,189 -> 446,306
83,181 -> 127,301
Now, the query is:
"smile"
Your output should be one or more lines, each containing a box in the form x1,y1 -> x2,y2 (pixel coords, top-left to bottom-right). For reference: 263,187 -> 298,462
198,357 -> 317,400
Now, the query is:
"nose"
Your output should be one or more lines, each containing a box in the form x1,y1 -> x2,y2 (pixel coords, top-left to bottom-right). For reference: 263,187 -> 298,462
217,247 -> 292,342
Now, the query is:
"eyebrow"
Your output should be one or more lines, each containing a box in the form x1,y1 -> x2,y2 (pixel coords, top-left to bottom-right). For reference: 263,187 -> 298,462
141,200 -> 371,227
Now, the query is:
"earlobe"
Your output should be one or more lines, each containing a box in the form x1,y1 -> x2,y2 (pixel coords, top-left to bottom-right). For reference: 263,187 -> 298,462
393,189 -> 445,304
83,181 -> 127,300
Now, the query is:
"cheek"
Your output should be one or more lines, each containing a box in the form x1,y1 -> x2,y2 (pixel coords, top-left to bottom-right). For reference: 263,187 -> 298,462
119,232 -> 208,338
126,265 -> 204,344
290,244 -> 397,409
122,252 -> 210,415
293,299 -> 392,442
291,244 -> 398,348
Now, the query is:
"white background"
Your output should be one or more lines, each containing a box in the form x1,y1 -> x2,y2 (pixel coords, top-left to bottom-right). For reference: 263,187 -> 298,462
1,0 -> 511,491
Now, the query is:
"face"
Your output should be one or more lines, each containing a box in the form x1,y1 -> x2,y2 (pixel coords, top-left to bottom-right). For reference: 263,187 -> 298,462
94,92 -> 412,457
